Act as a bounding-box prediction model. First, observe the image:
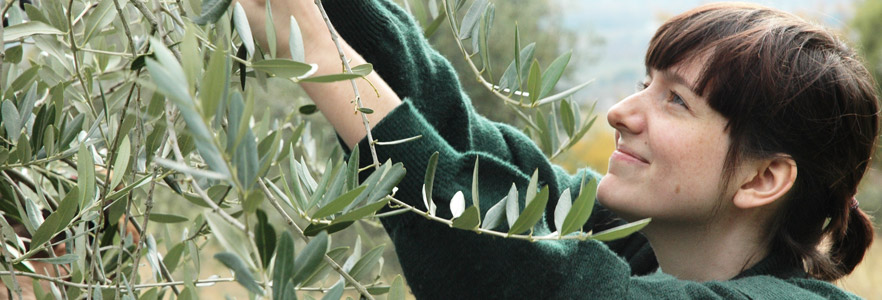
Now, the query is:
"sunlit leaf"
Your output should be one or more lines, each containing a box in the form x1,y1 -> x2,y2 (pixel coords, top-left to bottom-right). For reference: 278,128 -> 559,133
504,183 -> 519,229
449,191 -> 465,218
289,16 -> 305,62
553,188 -> 572,233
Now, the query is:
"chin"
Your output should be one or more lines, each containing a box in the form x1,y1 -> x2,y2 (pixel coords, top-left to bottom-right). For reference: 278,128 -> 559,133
597,176 -> 647,222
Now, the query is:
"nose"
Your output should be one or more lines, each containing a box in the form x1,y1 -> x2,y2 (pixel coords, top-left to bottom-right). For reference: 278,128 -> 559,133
607,92 -> 646,136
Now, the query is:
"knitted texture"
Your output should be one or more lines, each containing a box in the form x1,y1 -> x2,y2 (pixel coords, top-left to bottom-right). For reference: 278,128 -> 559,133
323,0 -> 860,299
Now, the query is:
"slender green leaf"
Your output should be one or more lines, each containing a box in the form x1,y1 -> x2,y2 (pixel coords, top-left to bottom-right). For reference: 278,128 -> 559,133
553,188 -> 572,233
313,185 -> 367,219
347,144 -> 360,190
525,169 -> 539,207
264,0 -> 276,58
82,0 -> 116,45
321,282 -> 344,300
539,51 -> 572,98
163,243 -> 186,273
200,39 -> 229,120
147,213 -> 189,224
504,183 -> 519,229
298,73 -> 363,83
423,152 -> 439,212
289,16 -> 305,62
77,144 -> 96,208
591,218 -> 652,241
215,252 -> 264,295
2,21 -> 62,42
560,175 -> 597,236
527,59 -> 541,103
560,99 -> 575,137
458,0 -> 488,39
31,187 -> 79,248
109,135 -> 131,190
255,210 -> 276,269
481,196 -> 506,230
2,100 -> 21,142
204,213 -> 255,269
252,59 -> 317,79
536,79 -> 594,105
451,206 -> 480,230
291,231 -> 328,286
332,197 -> 390,224
388,275 -> 406,300
497,43 -> 536,93
273,232 -> 296,300
449,191 -> 465,218
195,0 -> 233,25
471,156 -> 480,213
29,254 -> 78,265
349,245 -> 385,283
508,186 -> 549,235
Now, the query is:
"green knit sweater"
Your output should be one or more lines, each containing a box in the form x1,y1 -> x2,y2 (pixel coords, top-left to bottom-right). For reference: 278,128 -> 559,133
324,1 -> 860,299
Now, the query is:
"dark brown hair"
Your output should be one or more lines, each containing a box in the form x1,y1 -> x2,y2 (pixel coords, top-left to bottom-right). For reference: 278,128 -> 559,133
646,3 -> 879,281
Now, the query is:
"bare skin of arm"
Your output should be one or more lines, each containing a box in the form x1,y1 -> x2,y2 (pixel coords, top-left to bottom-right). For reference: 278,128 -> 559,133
236,0 -> 402,148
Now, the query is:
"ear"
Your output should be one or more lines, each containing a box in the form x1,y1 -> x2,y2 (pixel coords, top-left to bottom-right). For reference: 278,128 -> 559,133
733,156 -> 797,209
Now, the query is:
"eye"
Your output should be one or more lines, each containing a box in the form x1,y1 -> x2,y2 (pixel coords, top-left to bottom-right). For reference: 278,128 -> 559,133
667,92 -> 689,109
636,80 -> 649,91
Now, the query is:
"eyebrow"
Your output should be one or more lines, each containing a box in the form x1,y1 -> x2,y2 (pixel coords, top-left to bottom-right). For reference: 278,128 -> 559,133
658,69 -> 700,96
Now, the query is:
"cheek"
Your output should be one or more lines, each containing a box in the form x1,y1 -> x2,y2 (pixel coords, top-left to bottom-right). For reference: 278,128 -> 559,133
651,125 -> 730,200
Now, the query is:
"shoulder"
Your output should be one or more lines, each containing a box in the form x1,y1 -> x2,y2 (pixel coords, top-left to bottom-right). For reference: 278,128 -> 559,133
726,275 -> 860,299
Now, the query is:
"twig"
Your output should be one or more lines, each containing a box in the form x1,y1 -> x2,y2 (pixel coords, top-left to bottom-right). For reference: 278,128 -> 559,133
258,178 -> 376,300
130,0 -> 181,60
0,220 -> 22,299
162,104 -> 249,233
314,0 -> 380,168
112,0 -> 138,58
385,197 -> 594,242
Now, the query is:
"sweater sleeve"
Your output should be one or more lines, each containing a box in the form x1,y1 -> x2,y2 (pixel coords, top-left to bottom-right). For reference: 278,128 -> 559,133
323,0 -> 657,297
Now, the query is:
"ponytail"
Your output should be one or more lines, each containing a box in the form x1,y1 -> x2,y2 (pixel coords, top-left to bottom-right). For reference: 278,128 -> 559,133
827,205 -> 874,279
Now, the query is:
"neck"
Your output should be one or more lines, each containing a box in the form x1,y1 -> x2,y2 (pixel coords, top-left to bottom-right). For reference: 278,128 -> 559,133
643,217 -> 770,281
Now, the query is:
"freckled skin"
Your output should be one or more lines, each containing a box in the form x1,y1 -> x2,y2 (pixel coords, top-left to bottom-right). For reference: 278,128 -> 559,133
597,59 -> 732,226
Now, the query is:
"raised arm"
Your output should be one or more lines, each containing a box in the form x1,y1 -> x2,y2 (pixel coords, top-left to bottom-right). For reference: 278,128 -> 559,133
236,0 -> 400,147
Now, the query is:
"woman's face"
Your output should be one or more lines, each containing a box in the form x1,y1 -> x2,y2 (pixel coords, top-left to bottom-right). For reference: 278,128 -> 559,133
596,58 -> 734,225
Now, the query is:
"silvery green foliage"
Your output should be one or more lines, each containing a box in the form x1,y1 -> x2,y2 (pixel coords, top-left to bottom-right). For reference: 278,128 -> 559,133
0,0 -> 644,298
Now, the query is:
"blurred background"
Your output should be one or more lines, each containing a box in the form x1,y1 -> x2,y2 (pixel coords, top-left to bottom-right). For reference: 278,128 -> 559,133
176,0 -> 882,297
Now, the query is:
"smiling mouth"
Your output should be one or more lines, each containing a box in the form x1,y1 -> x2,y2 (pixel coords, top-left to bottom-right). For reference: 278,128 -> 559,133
613,132 -> 649,164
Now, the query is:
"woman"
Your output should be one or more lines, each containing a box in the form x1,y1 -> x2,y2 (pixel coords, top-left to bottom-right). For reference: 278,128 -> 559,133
240,0 -> 878,298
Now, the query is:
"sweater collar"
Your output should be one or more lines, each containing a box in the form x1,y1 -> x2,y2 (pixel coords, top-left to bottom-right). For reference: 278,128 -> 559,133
733,251 -> 807,280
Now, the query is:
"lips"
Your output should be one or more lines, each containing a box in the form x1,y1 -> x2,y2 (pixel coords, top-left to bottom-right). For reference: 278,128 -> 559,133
614,147 -> 649,164
613,132 -> 649,164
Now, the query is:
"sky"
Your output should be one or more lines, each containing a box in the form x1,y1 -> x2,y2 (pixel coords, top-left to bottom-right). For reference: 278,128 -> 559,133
552,0 -> 857,110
